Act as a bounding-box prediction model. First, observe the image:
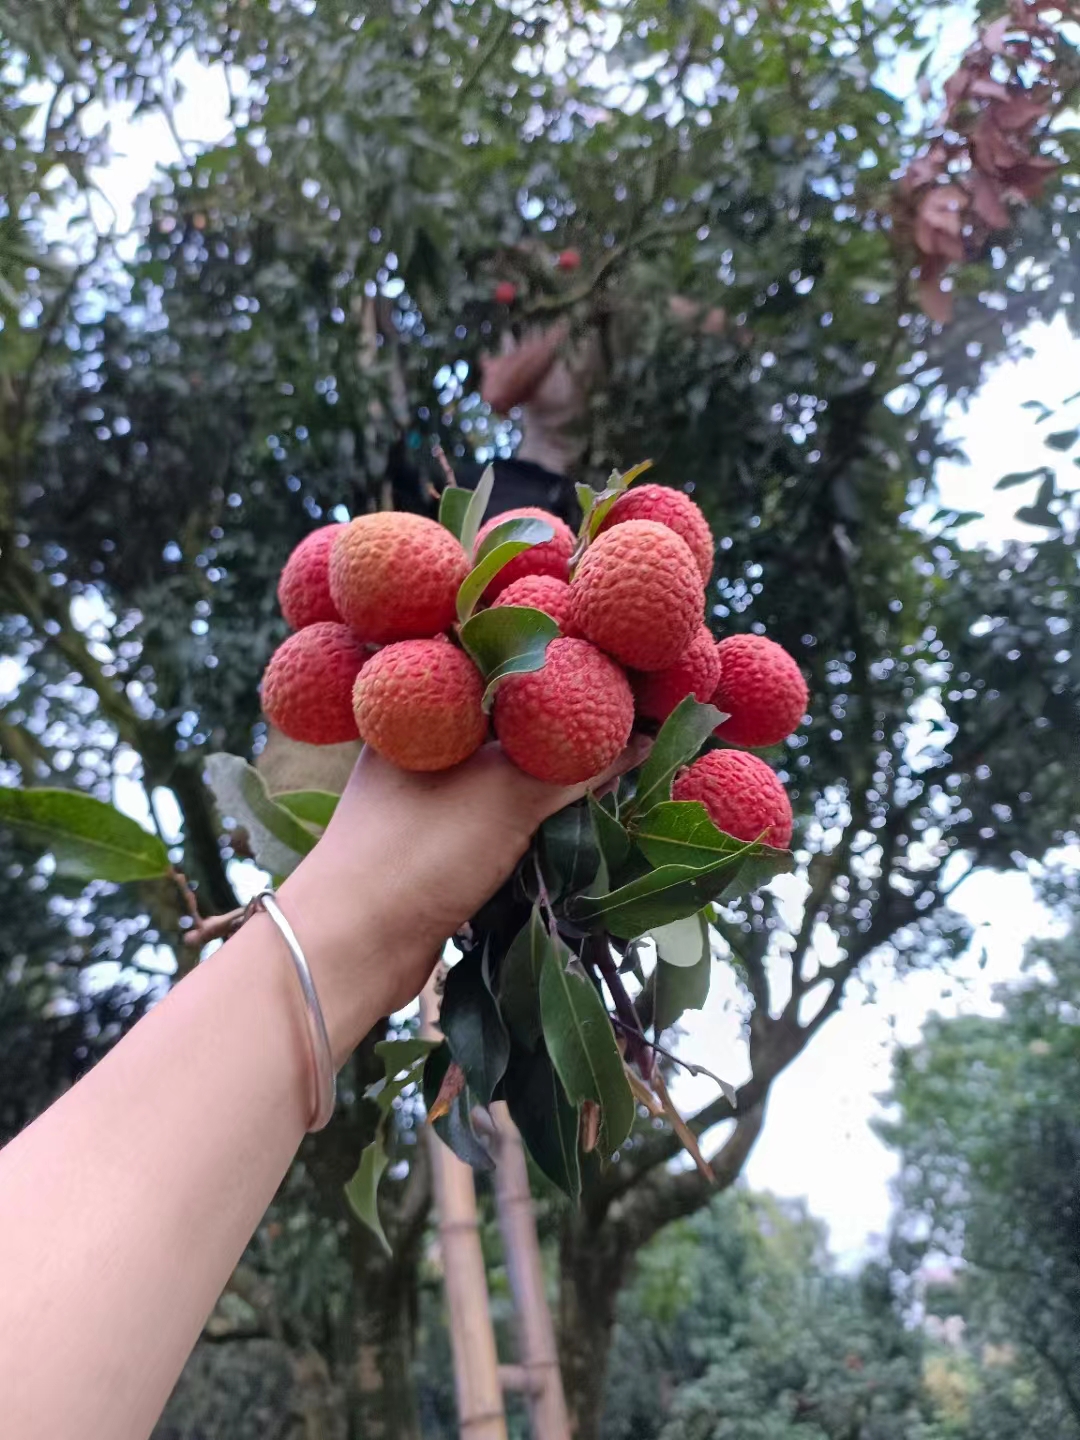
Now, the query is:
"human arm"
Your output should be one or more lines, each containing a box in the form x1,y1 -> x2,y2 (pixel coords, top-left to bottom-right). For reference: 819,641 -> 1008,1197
479,319 -> 570,413
667,293 -> 727,335
0,743 -> 628,1440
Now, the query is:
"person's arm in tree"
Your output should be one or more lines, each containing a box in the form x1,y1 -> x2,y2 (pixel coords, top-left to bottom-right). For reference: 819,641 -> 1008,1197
667,294 -> 728,336
0,744 -> 634,1440
479,318 -> 570,413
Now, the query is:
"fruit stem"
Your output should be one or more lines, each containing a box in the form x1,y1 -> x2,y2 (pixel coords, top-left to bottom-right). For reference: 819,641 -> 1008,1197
587,934 -> 654,1081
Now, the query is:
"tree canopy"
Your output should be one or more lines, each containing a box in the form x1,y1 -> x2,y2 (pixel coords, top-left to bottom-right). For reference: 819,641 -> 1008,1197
1,0 -> 1078,1434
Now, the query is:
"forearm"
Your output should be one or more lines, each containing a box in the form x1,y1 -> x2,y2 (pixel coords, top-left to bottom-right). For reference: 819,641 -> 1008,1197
0,864 -> 392,1440
481,321 -> 569,412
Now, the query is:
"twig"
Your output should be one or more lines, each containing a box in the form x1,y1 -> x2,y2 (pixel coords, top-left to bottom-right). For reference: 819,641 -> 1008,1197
431,443 -> 457,489
532,850 -> 559,938
608,1015 -> 737,1107
173,869 -> 246,948
589,935 -> 654,1081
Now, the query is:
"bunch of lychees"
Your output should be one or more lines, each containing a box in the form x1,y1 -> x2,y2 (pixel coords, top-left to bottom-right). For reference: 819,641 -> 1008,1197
261,478 -> 807,846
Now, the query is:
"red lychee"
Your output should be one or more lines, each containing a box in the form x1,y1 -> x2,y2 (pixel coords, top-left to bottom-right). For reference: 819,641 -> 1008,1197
494,637 -> 633,785
673,749 -> 793,848
261,622 -> 367,746
712,634 -> 808,748
494,281 -> 518,305
491,574 -> 575,632
556,248 -> 581,271
633,625 -> 722,722
474,506 -> 575,600
352,639 -> 487,772
571,520 -> 703,671
598,483 -> 715,583
277,525 -> 344,631
330,512 -> 469,643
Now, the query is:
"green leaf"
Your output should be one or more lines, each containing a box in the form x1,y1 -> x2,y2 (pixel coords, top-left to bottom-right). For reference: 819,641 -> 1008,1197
498,907 -> 549,1050
459,606 -> 559,709
539,800 -> 600,901
583,458 -> 654,540
423,1041 -> 494,1172
995,466 -> 1052,490
274,790 -> 339,830
1015,505 -> 1059,530
345,1136 -> 391,1255
629,697 -> 725,818
0,787 -> 171,882
634,801 -> 750,869
539,945 -> 635,1152
459,462 -> 495,556
439,485 -> 472,541
575,482 -> 599,517
204,754 -> 317,876
653,918 -> 712,1033
456,517 -> 555,622
649,910 -> 711,967
1045,428 -> 1078,452
502,1043 -> 581,1200
440,949 -> 510,1104
569,839 -> 791,940
374,1036 -> 438,1080
589,794 -> 633,888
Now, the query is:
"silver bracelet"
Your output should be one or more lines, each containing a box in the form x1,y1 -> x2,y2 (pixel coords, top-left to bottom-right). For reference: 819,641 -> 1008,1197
245,889 -> 336,1132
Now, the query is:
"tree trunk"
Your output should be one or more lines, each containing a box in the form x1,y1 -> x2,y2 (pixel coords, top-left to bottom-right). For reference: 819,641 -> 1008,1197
557,1215 -> 622,1440
345,1223 -> 422,1440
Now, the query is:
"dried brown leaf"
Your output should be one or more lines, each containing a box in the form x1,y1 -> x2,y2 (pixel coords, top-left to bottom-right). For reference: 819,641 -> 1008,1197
653,1070 -> 714,1183
427,1061 -> 466,1123
970,170 -> 1012,227
580,1099 -> 601,1154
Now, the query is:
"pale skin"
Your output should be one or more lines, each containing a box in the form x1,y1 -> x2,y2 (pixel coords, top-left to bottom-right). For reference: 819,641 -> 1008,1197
0,743 -> 640,1440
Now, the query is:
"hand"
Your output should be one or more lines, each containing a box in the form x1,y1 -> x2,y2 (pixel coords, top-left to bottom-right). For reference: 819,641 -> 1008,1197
278,740 -> 645,1062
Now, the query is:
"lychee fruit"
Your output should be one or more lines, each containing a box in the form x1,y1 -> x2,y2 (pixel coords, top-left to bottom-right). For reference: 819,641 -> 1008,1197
633,625 -> 722,722
712,634 -> 808,748
571,520 -> 704,672
352,639 -> 487,772
494,281 -> 517,305
474,506 -> 575,600
494,637 -> 633,785
330,512 -> 469,643
673,749 -> 793,848
277,525 -> 344,631
261,622 -> 367,746
556,248 -> 581,271
491,574 -> 575,632
598,483 -> 715,583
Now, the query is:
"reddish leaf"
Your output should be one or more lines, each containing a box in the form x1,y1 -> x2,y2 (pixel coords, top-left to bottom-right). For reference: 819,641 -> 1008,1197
943,67 -> 972,114
580,1099 -> 601,1153
982,16 -> 1012,53
970,170 -> 1012,228
919,272 -> 954,324
993,95 -> 1050,131
970,77 -> 1011,102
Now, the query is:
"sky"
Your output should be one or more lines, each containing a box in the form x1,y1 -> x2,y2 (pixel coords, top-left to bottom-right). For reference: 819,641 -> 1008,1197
25,43 -> 1080,1264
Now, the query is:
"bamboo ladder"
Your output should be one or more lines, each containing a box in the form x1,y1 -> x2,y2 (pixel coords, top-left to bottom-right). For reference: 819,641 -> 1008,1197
420,971 -> 571,1440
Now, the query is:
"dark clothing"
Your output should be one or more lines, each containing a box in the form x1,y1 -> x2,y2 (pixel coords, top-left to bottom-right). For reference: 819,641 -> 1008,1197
452,457 -> 580,527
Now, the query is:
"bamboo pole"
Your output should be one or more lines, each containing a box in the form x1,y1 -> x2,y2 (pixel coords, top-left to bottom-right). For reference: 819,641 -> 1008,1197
420,972 -> 508,1440
490,1101 -> 572,1440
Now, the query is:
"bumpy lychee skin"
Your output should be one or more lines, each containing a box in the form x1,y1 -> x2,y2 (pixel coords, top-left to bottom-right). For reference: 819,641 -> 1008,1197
673,749 -> 793,848
598,483 -> 715,583
491,574 -> 576,632
261,622 -> 367,747
571,520 -> 704,672
353,639 -> 487,772
330,513 -> 469,643
712,634 -> 808,748
494,637 -> 633,785
633,625 -> 722,722
277,525 -> 344,631
474,507 -> 575,600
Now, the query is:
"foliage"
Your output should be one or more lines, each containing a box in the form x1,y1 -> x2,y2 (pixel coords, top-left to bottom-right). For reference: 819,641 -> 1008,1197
879,870 -> 1080,1434
1,0 -> 1079,1431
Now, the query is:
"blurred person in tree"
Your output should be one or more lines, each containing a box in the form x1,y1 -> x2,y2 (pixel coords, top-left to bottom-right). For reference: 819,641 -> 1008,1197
455,243 -> 729,524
